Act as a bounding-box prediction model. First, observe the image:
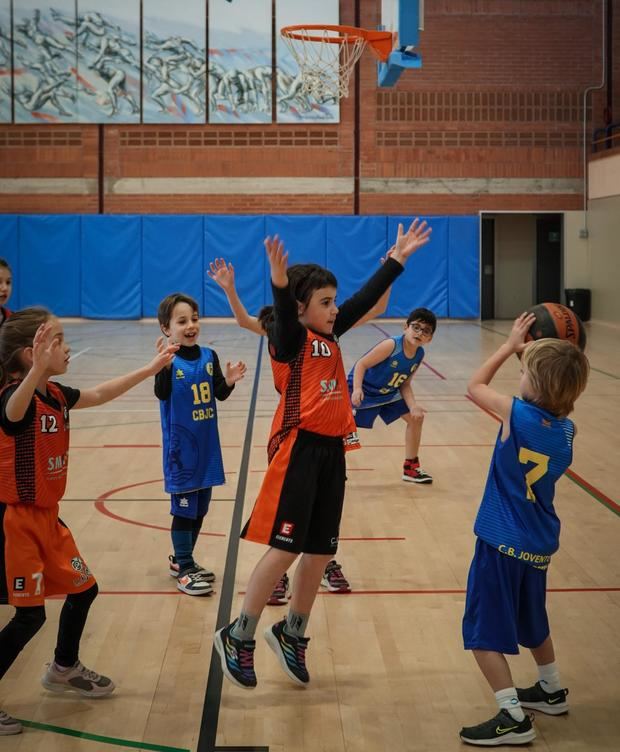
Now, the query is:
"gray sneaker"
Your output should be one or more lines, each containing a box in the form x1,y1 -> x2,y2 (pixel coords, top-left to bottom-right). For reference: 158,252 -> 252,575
0,710 -> 22,736
41,661 -> 115,697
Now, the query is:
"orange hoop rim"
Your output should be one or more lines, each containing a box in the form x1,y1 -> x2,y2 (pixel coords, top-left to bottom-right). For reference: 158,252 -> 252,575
280,24 -> 394,63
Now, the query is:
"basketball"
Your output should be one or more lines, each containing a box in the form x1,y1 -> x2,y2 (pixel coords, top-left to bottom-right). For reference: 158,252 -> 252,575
525,302 -> 587,351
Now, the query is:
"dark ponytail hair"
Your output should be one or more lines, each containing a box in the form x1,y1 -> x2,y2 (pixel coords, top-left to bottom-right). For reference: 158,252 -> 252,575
0,307 -> 51,387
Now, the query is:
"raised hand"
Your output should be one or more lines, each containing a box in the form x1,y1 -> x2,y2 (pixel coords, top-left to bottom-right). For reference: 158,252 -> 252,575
225,360 -> 247,386
31,321 -> 59,373
148,339 -> 179,374
507,312 -> 537,354
264,235 -> 288,288
208,258 -> 235,292
390,218 -> 432,266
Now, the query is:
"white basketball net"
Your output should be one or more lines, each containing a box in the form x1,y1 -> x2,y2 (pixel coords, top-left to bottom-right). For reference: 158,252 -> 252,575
281,28 -> 368,101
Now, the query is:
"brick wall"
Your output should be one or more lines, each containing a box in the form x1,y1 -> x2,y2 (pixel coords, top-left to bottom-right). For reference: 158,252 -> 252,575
0,0 -> 610,215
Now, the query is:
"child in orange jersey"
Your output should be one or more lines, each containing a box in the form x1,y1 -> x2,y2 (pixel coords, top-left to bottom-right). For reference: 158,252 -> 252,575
0,308 -> 177,736
208,252 -> 394,601
0,258 -> 13,326
214,218 -> 432,690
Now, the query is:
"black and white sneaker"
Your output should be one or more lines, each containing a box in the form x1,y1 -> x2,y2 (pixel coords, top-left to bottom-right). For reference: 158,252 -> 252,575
517,682 -> 569,715
176,567 -> 214,596
460,709 -> 535,746
170,555 -> 215,582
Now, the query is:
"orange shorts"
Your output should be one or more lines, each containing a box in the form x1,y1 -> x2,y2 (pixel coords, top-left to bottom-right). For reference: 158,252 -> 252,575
2,504 -> 96,607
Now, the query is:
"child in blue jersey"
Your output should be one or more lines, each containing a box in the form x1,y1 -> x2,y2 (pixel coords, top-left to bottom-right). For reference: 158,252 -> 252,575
156,293 -> 247,596
460,313 -> 589,747
348,307 -> 436,483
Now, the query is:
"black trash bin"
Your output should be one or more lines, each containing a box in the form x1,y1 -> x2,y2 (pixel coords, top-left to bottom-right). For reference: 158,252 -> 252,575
565,288 -> 591,322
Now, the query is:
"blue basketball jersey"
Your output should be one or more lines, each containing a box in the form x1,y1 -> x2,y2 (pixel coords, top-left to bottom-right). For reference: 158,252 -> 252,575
474,398 -> 575,570
347,335 -> 424,407
160,347 -> 225,494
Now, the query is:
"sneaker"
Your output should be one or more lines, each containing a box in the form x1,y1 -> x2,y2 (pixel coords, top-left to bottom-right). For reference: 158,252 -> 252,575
267,573 -> 292,605
0,710 -> 22,736
41,661 -> 115,698
177,567 -> 214,596
213,621 -> 257,689
517,682 -> 569,715
169,555 -> 215,582
460,709 -> 535,746
264,619 -> 310,686
320,560 -> 351,593
402,461 -> 433,484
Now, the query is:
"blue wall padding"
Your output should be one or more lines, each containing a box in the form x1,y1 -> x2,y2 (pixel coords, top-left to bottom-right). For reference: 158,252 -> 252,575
81,216 -> 142,319
0,214 -> 480,319
143,216 -> 205,318
204,215 -> 266,317
448,216 -> 480,318
263,215 -> 327,296
386,216 -> 449,318
326,216 -> 387,311
0,215 -> 20,311
19,216 -> 81,316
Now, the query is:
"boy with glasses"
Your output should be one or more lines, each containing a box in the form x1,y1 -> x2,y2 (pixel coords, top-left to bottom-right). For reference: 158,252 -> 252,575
348,308 -> 437,483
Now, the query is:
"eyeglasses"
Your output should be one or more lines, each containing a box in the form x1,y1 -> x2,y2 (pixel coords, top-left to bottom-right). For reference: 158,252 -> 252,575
409,322 -> 433,337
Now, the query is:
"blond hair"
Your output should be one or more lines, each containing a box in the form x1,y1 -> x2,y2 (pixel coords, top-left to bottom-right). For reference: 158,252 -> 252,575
521,338 -> 589,417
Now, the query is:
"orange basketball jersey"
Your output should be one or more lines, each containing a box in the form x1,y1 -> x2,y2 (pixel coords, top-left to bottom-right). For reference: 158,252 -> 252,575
0,381 -> 70,507
267,329 -> 359,460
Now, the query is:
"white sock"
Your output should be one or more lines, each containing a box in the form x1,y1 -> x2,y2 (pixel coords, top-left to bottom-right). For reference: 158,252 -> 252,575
495,687 -> 525,722
537,662 -> 562,693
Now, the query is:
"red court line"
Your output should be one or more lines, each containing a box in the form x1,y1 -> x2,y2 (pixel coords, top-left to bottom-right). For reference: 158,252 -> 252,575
94,480 -> 226,537
94,479 -> 404,542
422,361 -> 447,380
565,468 -> 620,514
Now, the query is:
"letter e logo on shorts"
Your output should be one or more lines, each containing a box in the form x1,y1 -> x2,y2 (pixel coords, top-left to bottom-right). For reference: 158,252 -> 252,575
13,577 -> 25,591
280,521 -> 295,536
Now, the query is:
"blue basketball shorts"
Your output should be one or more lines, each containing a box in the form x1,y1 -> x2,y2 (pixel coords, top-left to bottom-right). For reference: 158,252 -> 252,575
353,398 -> 409,428
170,488 -> 212,520
462,538 -> 550,655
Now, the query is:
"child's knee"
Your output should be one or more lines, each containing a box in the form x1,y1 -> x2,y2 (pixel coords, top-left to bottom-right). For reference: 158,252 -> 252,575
13,606 -> 47,644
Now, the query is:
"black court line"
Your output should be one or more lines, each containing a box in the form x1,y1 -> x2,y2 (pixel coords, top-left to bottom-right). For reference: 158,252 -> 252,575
197,337 -> 268,752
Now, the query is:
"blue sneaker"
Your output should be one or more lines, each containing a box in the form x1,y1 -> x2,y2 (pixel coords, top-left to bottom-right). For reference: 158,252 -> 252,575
264,619 -> 310,686
214,621 -> 257,689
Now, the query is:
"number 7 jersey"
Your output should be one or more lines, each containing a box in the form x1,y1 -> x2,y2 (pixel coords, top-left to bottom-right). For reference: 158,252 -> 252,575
473,397 -> 575,569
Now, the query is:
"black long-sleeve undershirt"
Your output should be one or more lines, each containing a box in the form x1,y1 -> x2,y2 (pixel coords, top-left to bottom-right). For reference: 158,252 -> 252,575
154,345 -> 234,401
267,257 -> 405,363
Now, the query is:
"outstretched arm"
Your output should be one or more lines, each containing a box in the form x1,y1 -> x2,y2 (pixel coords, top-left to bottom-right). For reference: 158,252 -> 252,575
352,249 -> 395,327
467,312 -> 536,427
76,337 -> 178,408
336,219 -> 432,336
351,338 -> 395,407
207,258 -> 265,336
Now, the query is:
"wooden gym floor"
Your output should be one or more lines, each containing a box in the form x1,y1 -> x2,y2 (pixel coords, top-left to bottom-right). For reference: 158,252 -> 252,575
1,318 -> 619,752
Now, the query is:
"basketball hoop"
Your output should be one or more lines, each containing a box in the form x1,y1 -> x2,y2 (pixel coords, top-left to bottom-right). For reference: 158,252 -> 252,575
280,24 -> 394,100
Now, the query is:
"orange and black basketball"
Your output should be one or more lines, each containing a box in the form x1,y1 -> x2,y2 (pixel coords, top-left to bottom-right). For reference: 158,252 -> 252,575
525,303 -> 586,351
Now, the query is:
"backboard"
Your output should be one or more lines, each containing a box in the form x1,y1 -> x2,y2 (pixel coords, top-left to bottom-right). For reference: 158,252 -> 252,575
378,0 -> 424,86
